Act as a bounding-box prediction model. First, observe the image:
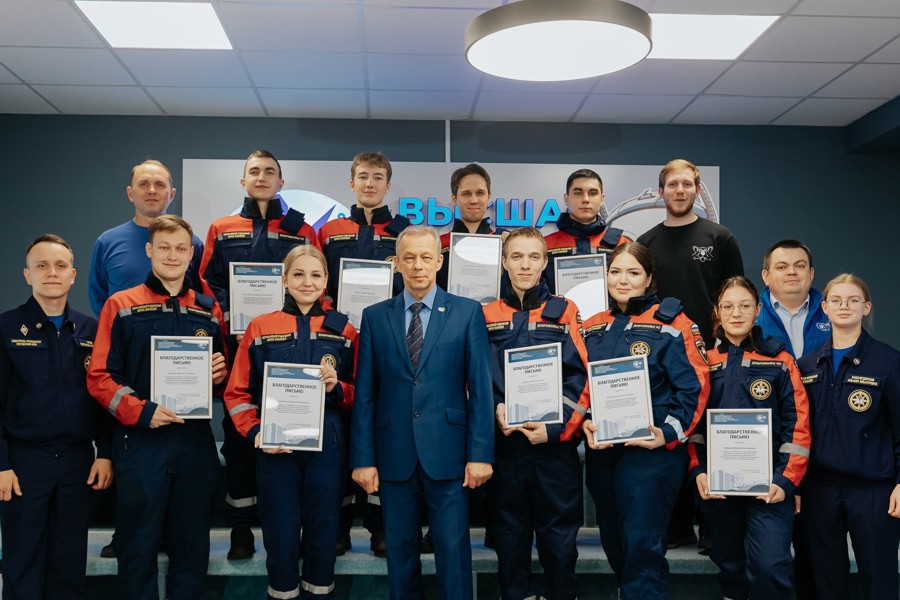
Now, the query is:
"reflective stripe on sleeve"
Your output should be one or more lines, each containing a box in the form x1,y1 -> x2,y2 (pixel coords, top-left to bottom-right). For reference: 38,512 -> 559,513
779,442 -> 810,458
108,386 -> 135,416
665,415 -> 687,442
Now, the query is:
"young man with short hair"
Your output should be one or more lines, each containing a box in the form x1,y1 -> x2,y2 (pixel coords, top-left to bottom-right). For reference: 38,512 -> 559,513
543,169 -> 629,294
0,234 -> 114,599
199,149 -> 320,559
88,215 -> 228,599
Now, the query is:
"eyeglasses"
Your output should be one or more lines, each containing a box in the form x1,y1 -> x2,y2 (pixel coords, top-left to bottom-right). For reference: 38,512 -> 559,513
717,302 -> 756,314
826,297 -> 864,309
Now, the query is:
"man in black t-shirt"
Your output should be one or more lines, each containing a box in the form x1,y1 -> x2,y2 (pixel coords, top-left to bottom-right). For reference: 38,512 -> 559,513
637,159 -> 743,348
637,158 -> 744,552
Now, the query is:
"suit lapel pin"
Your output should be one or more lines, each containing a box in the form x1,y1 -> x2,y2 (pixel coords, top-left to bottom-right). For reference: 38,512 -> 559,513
438,306 -> 445,312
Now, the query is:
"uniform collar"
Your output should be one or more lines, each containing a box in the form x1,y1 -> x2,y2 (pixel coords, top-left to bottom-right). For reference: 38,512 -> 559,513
556,212 -> 607,238
23,295 -> 73,330
350,204 -> 393,226
144,272 -> 191,298
505,280 -> 550,311
239,197 -> 283,220
814,329 -> 872,366
611,292 -> 659,317
283,296 -> 325,317
451,218 -> 493,235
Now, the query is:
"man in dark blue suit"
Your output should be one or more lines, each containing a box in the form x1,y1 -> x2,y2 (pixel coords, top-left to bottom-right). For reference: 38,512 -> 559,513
351,225 -> 494,600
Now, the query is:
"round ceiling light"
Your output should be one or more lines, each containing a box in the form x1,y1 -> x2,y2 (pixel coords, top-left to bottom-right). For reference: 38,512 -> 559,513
465,0 -> 653,82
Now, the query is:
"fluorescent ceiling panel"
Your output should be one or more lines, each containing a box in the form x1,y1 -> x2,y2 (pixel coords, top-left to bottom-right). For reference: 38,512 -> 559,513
75,1 -> 231,49
649,14 -> 778,60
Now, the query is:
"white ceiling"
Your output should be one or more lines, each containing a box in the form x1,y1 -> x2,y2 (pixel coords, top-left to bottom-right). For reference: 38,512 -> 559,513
2,0 -> 899,126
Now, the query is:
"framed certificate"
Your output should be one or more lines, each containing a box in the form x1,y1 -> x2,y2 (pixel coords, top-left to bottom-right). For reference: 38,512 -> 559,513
448,233 -> 502,304
229,262 -> 284,334
587,355 -> 654,444
337,258 -> 394,330
554,254 -> 607,320
707,409 -> 773,496
504,342 -> 563,428
259,362 -> 326,451
150,336 -> 213,419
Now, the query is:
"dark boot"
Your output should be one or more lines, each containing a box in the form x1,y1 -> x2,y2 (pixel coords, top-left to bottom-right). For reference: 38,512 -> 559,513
227,524 -> 255,560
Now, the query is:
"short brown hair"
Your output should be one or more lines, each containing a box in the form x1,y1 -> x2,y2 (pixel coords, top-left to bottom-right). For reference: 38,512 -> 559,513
245,149 -> 282,178
351,151 -> 392,182
658,159 -> 700,189
25,234 -> 74,267
130,159 -> 173,186
451,163 -> 491,196
502,227 -> 547,259
149,215 -> 193,243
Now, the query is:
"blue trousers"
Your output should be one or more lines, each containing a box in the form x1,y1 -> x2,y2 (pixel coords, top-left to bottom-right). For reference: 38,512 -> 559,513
701,494 -> 794,600
0,442 -> 93,600
803,478 -> 900,600
112,423 -> 218,600
585,444 -> 686,600
488,440 -> 581,600
257,414 -> 345,600
379,464 -> 472,600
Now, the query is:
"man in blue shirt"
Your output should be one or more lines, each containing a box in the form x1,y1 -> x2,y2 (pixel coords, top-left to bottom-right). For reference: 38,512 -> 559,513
88,159 -> 203,316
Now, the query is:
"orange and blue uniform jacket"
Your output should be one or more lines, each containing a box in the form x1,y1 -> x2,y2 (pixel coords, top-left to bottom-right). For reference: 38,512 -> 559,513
87,274 -> 226,427
317,205 -> 409,301
688,329 -> 811,495
482,281 -> 590,443
0,296 -> 112,469
224,299 -> 358,441
582,294 -> 709,449
543,213 -> 629,294
199,198 -> 320,326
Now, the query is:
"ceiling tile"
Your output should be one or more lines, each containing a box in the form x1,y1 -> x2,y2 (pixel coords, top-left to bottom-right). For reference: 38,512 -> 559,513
707,61 -> 850,96
815,64 -> 900,98
480,75 -> 597,94
743,16 -> 900,62
794,0 -> 900,17
593,59 -> 731,95
647,0 -> 797,13
218,4 -> 364,52
0,48 -> 133,85
243,52 -> 365,88
0,0 -> 104,47
365,7 -> 480,54
30,85 -> 160,115
368,54 -> 482,91
576,94 -> 694,123
472,92 -> 586,121
774,97 -> 887,125
0,84 -> 57,113
673,95 -> 801,124
369,90 -> 475,119
259,89 -> 368,118
147,87 -> 265,116
867,35 -> 900,62
116,50 -> 250,87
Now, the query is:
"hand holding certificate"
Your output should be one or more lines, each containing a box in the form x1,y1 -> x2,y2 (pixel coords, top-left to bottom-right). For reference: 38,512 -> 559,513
587,355 -> 654,445
260,362 -> 326,451
448,233 -> 502,304
150,336 -> 213,419
504,343 -> 563,428
706,409 -> 773,497
229,263 -> 284,334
